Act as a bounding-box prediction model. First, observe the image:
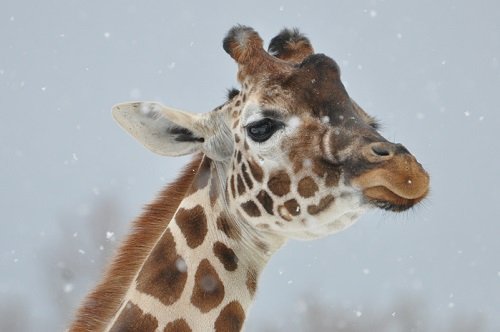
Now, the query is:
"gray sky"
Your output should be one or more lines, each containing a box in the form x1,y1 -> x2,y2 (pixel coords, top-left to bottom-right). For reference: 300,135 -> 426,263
1,0 -> 499,330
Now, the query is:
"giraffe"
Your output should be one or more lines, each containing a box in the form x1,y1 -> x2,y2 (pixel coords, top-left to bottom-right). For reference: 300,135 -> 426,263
70,26 -> 429,332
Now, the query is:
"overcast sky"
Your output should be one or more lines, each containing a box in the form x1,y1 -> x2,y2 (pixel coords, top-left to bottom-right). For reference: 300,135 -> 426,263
1,0 -> 499,331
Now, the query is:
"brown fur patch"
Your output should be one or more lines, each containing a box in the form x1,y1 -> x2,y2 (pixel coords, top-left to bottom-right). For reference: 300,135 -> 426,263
297,176 -> 318,198
109,301 -> 158,332
241,163 -> 253,190
241,200 -> 261,217
70,155 -> 202,332
246,269 -> 257,297
213,242 -> 239,271
312,160 -> 340,187
233,119 -> 240,129
307,195 -> 335,215
214,301 -> 246,332
230,174 -> 236,198
325,170 -> 340,187
248,158 -> 264,182
209,171 -> 219,207
189,156 -> 211,194
136,229 -> 188,306
267,170 -> 291,196
164,319 -> 192,332
175,205 -> 208,249
191,259 -> 225,313
256,190 -> 274,215
284,199 -> 301,216
236,174 -> 246,195
217,214 -> 241,240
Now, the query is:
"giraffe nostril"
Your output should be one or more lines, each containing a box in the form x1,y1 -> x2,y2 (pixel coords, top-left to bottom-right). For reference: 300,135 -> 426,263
363,142 -> 396,162
371,144 -> 392,157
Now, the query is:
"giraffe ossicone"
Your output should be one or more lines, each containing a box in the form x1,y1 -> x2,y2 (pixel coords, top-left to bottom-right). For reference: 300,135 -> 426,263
71,25 -> 429,332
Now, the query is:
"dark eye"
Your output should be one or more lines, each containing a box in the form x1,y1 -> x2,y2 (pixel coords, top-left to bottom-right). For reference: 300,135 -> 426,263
246,118 -> 283,142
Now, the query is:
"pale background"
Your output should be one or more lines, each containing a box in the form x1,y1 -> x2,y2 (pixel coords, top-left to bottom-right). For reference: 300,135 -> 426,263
1,0 -> 499,331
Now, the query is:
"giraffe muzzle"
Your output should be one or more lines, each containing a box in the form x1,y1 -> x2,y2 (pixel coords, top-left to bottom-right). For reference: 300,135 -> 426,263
353,144 -> 430,211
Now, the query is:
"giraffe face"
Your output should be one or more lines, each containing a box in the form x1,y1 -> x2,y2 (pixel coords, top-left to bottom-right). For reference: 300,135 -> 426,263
224,82 -> 371,239
112,26 -> 429,241
221,27 -> 429,239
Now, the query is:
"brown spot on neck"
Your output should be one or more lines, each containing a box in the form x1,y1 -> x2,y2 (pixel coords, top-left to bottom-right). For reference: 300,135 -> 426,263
136,229 -> 188,306
241,200 -> 261,217
109,301 -> 158,332
189,156 -> 211,194
191,259 -> 225,313
175,205 -> 208,249
164,319 -> 192,332
214,301 -> 245,332
217,214 -> 241,240
246,269 -> 257,297
213,242 -> 239,271
209,168 -> 219,207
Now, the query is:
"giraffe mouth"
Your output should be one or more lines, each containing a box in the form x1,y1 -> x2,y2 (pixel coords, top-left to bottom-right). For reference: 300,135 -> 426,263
363,186 -> 429,212
352,155 -> 430,212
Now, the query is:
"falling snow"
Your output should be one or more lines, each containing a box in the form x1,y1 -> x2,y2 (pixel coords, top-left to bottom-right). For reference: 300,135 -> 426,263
200,275 -> 216,292
175,257 -> 187,272
63,283 -> 74,293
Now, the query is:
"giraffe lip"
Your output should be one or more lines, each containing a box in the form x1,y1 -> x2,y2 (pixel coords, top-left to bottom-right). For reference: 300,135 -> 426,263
363,185 -> 428,212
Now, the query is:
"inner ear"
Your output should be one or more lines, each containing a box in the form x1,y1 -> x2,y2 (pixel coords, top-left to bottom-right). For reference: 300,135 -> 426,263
171,126 -> 205,143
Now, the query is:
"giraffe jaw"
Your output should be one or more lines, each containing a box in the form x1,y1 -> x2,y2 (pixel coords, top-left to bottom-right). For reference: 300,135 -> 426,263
261,185 -> 370,241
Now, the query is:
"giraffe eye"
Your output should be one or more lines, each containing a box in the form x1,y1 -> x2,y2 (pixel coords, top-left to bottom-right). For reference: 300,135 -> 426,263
246,118 -> 283,142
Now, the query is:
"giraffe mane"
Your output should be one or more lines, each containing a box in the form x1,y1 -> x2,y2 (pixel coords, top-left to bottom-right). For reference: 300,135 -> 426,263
69,154 -> 203,331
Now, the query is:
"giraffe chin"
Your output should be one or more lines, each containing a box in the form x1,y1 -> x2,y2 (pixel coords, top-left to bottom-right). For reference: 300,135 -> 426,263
363,186 -> 428,212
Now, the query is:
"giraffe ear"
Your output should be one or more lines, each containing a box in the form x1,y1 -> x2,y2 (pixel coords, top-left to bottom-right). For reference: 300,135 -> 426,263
112,102 -> 228,158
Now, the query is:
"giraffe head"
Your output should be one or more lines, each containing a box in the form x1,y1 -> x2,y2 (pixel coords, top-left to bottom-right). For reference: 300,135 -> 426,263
112,26 -> 429,241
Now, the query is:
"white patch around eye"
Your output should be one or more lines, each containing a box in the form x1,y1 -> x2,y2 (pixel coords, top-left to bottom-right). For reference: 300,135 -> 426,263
241,104 -> 262,127
321,115 -> 330,123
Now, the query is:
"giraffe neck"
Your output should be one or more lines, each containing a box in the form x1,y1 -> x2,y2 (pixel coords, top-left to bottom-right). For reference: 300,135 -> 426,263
105,156 -> 285,332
